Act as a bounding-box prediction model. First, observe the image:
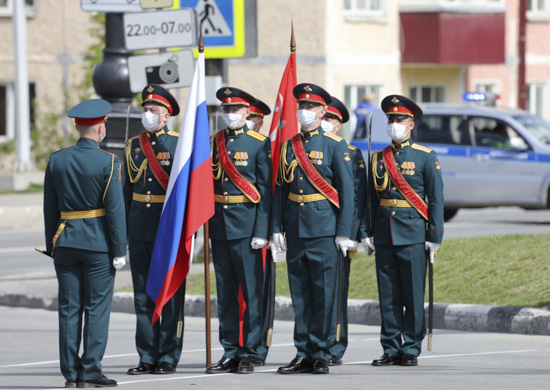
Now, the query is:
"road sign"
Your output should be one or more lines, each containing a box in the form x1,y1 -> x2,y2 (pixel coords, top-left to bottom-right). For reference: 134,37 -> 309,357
141,0 -> 174,9
81,0 -> 143,13
127,50 -> 195,93
179,0 -> 245,59
123,9 -> 197,50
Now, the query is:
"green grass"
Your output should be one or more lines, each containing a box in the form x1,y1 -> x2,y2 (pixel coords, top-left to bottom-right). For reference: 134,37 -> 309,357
184,234 -> 550,309
0,183 -> 44,195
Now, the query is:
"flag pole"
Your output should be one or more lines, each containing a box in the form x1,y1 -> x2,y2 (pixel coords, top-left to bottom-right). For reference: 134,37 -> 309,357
198,27 -> 212,368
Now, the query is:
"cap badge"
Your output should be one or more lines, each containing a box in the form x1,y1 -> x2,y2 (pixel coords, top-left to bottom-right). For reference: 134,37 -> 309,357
147,85 -> 154,93
224,88 -> 233,95
305,94 -> 310,99
303,85 -> 313,92
391,97 -> 400,104
393,107 -> 398,112
227,98 -> 232,103
147,94 -> 153,100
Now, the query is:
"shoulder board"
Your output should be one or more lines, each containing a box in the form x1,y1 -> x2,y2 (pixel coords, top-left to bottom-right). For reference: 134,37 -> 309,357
348,144 -> 357,151
129,135 -> 140,142
323,132 -> 344,142
98,148 -> 116,157
167,130 -> 179,137
411,143 -> 433,153
246,130 -> 267,142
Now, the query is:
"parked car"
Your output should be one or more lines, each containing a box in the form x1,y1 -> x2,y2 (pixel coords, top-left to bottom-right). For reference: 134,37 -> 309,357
351,104 -> 550,221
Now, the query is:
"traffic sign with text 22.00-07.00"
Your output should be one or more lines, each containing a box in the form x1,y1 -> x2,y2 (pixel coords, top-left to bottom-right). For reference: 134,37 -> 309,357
123,9 -> 198,50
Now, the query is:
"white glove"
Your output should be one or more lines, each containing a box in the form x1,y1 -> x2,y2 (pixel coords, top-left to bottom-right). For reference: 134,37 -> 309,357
425,241 -> 440,264
362,237 -> 375,256
112,256 -> 126,270
251,237 -> 268,250
334,236 -> 352,256
348,240 -> 359,251
273,233 -> 287,253
268,240 -> 277,262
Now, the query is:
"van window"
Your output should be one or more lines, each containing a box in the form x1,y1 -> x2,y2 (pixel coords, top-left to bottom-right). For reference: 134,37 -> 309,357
414,115 -> 470,146
471,117 -> 514,149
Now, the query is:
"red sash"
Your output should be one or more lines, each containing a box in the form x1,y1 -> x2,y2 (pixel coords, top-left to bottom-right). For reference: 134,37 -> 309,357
139,132 -> 170,191
291,133 -> 340,208
382,146 -> 429,220
216,131 -> 260,203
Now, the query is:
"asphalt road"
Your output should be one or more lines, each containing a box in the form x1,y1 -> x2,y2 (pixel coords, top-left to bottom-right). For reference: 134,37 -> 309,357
0,306 -> 549,390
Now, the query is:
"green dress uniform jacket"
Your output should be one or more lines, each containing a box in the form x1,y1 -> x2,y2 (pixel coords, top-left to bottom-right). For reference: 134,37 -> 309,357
210,126 -> 272,360
124,127 -> 184,367
43,137 -> 126,381
272,128 -> 354,363
369,140 -> 444,358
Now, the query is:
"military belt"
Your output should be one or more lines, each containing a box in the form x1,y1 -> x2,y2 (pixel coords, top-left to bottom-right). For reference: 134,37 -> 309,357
288,192 -> 326,204
132,193 -> 166,203
379,199 -> 412,208
60,208 -> 106,219
214,194 -> 251,204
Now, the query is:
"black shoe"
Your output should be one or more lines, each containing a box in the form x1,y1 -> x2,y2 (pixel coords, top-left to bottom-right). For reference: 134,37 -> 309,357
401,354 -> 418,366
328,356 -> 342,366
253,358 -> 265,366
312,359 -> 329,374
77,375 -> 117,388
277,356 -> 313,374
154,361 -> 176,374
237,357 -> 254,374
65,379 -> 78,388
127,362 -> 155,375
372,353 -> 401,366
206,357 -> 240,374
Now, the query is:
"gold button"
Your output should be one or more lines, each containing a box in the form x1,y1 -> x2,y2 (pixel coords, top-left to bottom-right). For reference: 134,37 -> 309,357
391,211 -> 395,215
230,139 -> 234,142
148,178 -> 152,182
152,141 -> 156,146
300,203 -> 304,206
396,152 -> 400,155
392,187 -> 396,191
147,191 -> 151,194
223,191 -> 228,195
305,140 -> 309,144
227,151 -> 231,154
299,189 -> 304,194
146,203 -> 151,208
299,177 -> 304,181
224,177 -> 229,182
223,205 -> 228,209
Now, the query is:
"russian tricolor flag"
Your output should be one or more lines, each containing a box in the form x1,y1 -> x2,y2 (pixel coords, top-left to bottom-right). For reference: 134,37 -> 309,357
146,51 -> 214,325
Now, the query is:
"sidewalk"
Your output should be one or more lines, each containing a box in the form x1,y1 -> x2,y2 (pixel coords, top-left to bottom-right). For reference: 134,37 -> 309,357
1,192 -> 549,336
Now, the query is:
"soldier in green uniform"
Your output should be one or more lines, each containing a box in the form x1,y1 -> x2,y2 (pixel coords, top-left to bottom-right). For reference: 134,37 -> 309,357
43,99 -> 126,388
322,96 -> 367,366
206,87 -> 272,375
365,95 -> 444,367
273,84 -> 355,375
125,85 -> 183,375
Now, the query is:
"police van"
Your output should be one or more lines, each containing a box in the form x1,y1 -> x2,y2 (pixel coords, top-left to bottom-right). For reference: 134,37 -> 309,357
351,103 -> 550,221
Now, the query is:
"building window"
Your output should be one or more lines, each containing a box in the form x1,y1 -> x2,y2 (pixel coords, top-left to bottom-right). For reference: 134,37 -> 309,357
0,83 -> 36,140
527,82 -> 547,119
0,0 -> 36,16
344,0 -> 386,22
345,84 -> 381,138
527,0 -> 550,20
409,85 -> 445,103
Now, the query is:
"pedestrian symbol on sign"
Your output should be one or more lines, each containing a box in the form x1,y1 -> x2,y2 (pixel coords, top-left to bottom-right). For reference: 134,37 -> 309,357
198,0 -> 231,36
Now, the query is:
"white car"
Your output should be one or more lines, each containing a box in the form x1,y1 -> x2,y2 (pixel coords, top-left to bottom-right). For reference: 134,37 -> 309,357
351,104 -> 550,221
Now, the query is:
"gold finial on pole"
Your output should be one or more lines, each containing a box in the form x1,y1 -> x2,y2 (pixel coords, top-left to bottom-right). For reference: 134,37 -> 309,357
290,20 -> 296,53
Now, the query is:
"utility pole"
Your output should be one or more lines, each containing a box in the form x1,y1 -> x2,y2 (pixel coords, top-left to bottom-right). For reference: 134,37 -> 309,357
13,0 -> 34,172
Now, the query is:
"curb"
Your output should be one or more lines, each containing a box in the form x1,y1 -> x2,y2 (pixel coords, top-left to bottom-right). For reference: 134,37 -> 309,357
1,292 -> 548,336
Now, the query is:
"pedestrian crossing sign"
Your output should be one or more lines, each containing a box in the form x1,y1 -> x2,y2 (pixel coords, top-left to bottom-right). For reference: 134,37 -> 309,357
176,0 -> 245,58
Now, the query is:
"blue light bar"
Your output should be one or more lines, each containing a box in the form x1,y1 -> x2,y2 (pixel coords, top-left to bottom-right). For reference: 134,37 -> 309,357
462,92 -> 487,101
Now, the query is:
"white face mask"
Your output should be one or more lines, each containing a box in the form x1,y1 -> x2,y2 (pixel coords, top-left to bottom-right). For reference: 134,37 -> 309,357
142,112 -> 160,133
320,120 -> 334,133
99,126 -> 106,143
297,109 -> 319,128
245,120 -> 256,131
223,112 -> 244,129
387,122 -> 410,142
